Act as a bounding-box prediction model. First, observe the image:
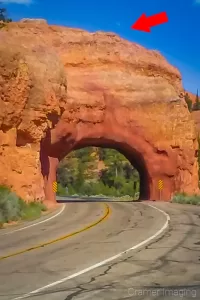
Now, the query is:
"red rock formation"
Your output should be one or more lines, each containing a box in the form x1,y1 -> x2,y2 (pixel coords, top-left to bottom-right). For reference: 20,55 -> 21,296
0,21 -> 199,205
188,92 -> 200,135
192,111 -> 200,134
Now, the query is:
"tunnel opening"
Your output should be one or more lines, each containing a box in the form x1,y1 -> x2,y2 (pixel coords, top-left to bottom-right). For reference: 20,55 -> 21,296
56,146 -> 140,200
55,139 -> 151,201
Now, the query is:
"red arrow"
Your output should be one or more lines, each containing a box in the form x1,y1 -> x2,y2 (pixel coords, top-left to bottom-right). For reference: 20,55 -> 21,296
131,12 -> 168,32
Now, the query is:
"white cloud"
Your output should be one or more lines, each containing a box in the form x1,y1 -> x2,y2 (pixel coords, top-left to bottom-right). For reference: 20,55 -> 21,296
1,0 -> 32,4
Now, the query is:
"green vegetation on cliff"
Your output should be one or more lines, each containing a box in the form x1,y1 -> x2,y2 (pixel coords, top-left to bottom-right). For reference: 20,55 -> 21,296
57,147 -> 140,198
0,4 -> 12,29
185,90 -> 200,112
0,186 -> 47,228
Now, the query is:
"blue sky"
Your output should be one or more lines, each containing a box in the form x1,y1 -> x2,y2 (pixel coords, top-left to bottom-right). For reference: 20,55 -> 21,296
2,0 -> 200,93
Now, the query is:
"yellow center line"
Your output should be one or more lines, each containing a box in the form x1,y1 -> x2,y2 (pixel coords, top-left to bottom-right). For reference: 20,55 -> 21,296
0,203 -> 110,261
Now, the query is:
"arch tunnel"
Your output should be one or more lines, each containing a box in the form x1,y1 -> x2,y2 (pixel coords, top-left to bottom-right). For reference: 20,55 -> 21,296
39,118 -> 175,207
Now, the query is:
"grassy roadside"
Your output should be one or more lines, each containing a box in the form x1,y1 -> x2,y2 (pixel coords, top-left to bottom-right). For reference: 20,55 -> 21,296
0,186 -> 47,229
171,192 -> 200,205
57,193 -> 139,202
111,194 -> 139,201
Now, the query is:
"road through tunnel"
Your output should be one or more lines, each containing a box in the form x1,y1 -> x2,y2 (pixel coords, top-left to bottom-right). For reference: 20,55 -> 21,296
56,144 -> 144,201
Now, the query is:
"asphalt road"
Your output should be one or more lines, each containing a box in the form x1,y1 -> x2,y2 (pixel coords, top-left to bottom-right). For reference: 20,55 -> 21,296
0,200 -> 200,300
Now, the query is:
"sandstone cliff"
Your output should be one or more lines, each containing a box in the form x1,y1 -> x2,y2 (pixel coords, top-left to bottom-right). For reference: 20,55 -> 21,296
0,21 -> 198,202
187,92 -> 200,134
184,91 -> 200,134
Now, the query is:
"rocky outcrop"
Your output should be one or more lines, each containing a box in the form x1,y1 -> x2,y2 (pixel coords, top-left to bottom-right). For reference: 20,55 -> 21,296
192,111 -> 200,134
187,92 -> 200,134
0,21 -> 199,204
183,91 -> 200,135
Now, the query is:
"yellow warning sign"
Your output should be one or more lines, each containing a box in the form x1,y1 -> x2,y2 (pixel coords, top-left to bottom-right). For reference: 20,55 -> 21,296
158,179 -> 163,190
52,181 -> 57,193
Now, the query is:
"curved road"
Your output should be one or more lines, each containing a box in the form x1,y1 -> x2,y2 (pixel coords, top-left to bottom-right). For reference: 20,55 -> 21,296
0,200 -> 200,299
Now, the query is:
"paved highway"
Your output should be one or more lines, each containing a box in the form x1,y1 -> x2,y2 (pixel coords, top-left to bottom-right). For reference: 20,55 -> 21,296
0,199 -> 200,299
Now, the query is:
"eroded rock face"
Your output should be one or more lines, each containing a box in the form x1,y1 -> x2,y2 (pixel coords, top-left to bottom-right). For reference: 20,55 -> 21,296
0,22 -> 199,203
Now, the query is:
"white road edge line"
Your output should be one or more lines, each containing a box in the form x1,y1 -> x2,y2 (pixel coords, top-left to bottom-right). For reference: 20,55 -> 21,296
11,202 -> 170,300
0,204 -> 65,236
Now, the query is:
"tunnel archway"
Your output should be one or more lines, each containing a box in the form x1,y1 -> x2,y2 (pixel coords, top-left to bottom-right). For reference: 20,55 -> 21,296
40,114 -> 176,207
56,145 -> 143,200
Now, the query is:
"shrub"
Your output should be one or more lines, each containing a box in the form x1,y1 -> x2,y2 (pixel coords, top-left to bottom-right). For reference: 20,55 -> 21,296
0,187 -> 21,222
20,201 -> 47,221
112,195 -> 133,202
57,183 -> 67,196
0,185 -> 47,227
172,193 -> 200,205
0,209 -> 5,228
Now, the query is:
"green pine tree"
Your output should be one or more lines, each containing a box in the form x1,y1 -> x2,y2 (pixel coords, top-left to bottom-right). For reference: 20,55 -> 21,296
193,89 -> 200,111
184,92 -> 192,112
0,4 -> 12,28
196,89 -> 200,110
75,163 -> 85,192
